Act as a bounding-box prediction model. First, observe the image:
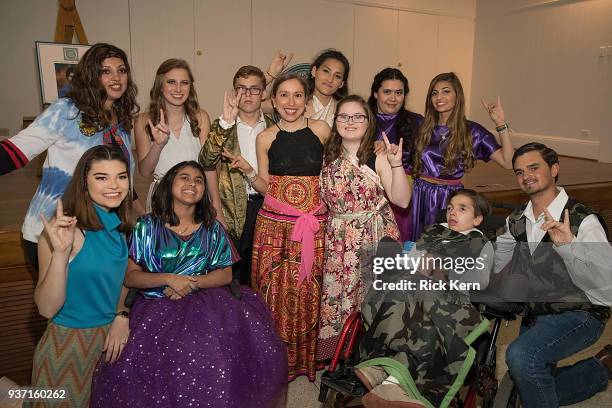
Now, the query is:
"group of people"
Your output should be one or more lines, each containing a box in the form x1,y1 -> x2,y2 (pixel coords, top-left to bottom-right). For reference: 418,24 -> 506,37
0,42 -> 610,408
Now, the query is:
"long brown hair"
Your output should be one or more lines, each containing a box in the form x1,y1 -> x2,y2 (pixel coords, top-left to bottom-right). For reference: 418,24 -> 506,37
147,59 -> 201,139
413,72 -> 473,177
62,145 -> 132,232
324,95 -> 375,166
68,43 -> 139,132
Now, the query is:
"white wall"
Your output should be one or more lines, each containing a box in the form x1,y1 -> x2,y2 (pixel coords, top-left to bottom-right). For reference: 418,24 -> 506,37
0,0 -> 476,138
470,0 -> 612,162
0,0 -> 131,137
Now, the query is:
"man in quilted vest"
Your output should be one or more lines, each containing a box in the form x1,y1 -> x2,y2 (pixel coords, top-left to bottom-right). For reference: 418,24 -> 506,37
494,142 -> 612,407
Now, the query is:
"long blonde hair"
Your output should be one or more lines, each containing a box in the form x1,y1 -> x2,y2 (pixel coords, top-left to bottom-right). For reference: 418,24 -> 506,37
413,72 -> 474,177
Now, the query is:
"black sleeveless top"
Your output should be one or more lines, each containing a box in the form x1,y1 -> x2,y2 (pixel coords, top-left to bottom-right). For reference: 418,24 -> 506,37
268,123 -> 324,176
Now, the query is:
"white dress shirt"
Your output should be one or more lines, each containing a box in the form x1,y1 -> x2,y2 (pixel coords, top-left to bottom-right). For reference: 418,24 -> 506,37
494,187 -> 612,306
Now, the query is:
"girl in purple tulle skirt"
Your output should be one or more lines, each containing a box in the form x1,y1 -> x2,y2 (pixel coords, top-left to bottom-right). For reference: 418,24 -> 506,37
91,161 -> 287,407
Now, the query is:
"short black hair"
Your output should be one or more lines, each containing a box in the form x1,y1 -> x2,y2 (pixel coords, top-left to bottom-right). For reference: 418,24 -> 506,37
512,142 -> 559,182
447,189 -> 492,218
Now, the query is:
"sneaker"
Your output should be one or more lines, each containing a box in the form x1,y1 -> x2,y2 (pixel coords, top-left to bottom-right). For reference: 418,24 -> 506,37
362,383 -> 425,408
595,344 -> 612,380
355,366 -> 387,391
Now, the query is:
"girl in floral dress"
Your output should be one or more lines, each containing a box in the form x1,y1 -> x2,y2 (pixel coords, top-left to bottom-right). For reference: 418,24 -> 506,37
317,95 -> 412,361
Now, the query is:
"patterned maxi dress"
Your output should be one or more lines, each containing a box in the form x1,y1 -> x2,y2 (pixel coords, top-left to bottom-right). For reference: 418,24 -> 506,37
251,123 -> 328,382
316,154 -> 400,361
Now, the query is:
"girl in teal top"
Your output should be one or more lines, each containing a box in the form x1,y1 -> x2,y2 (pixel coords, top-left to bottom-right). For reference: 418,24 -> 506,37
31,145 -> 132,408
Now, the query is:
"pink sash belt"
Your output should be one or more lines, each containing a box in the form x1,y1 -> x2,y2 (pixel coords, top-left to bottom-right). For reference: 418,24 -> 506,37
263,194 -> 325,285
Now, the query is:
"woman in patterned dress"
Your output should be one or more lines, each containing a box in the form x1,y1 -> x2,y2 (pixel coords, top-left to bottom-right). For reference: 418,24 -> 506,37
317,95 -> 411,361
242,72 -> 331,381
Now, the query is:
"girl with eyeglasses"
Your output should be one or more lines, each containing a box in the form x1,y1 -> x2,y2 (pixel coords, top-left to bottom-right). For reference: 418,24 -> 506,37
409,72 -> 513,241
134,59 -> 221,213
317,95 -> 411,361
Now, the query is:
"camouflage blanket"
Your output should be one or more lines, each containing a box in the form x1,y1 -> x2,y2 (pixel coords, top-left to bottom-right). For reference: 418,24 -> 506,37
357,230 -> 489,408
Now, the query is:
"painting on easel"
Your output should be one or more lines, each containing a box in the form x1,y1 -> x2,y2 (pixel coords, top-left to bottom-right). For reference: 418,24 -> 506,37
35,41 -> 91,106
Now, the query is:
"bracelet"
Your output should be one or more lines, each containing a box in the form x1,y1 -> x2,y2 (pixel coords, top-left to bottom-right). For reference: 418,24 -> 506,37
266,70 -> 277,80
115,310 -> 129,319
391,164 -> 403,168
246,170 -> 258,183
496,123 -> 509,133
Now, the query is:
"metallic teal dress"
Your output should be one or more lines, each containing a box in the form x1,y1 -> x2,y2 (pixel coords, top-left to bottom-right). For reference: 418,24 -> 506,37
92,215 -> 288,407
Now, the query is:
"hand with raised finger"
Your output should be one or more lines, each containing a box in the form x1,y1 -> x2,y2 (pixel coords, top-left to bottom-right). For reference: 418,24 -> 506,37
481,96 -> 505,127
147,108 -> 170,146
383,132 -> 403,167
40,198 -> 77,254
221,148 -> 254,174
267,50 -> 294,78
222,89 -> 242,124
103,315 -> 130,363
166,274 -> 198,297
374,140 -> 386,155
541,208 -> 574,246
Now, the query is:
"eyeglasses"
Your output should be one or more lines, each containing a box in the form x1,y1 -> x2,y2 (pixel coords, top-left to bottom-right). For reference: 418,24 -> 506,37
336,113 -> 368,123
234,86 -> 263,96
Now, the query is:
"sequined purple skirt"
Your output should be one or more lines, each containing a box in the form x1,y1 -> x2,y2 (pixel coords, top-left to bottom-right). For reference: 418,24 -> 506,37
91,286 -> 288,407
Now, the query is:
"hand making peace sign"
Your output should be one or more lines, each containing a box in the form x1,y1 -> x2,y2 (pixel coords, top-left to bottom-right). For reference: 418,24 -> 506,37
147,108 -> 170,146
221,148 -> 255,175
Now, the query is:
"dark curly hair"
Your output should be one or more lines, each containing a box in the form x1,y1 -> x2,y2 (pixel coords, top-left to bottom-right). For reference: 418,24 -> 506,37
147,59 -> 202,140
324,95 -> 375,166
68,43 -> 139,132
367,68 -> 418,163
151,161 -> 215,228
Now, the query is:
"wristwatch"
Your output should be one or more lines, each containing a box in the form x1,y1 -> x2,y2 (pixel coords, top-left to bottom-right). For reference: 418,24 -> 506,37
115,310 -> 129,319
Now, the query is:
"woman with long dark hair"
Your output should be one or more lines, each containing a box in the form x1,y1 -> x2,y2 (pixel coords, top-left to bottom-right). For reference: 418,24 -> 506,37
32,145 -> 132,407
264,49 -> 351,128
91,160 -> 287,407
0,43 -> 139,266
368,68 -> 423,241
409,72 -> 513,240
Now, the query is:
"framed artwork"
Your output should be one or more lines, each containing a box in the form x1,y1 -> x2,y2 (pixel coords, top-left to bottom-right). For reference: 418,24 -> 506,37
35,41 -> 91,106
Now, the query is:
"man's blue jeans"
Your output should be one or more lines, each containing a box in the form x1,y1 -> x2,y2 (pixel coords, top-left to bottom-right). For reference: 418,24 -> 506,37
506,310 -> 608,407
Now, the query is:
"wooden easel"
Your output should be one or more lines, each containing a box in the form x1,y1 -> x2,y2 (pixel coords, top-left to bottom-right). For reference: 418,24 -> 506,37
35,0 -> 88,176
55,0 -> 88,44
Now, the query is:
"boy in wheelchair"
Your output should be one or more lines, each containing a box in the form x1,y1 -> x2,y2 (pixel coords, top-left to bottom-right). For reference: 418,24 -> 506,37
354,189 -> 496,408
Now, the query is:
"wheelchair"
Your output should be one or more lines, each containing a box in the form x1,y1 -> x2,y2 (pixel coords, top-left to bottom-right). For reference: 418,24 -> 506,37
317,203 -> 524,408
